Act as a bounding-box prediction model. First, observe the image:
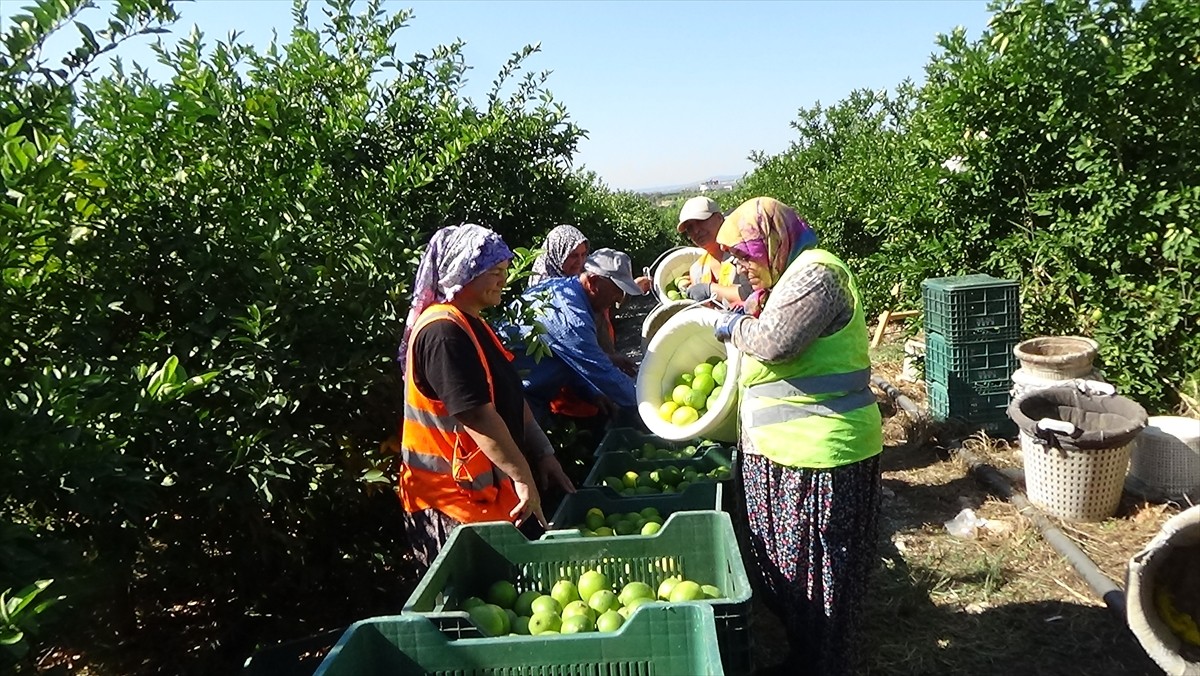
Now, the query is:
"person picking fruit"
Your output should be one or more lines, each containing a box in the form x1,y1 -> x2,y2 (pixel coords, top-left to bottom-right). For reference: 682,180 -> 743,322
708,197 -> 883,676
675,196 -> 753,305
500,248 -> 645,428
396,224 -> 575,570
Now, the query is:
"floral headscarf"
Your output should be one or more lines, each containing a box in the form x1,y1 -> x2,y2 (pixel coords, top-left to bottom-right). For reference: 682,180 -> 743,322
528,224 -> 587,287
715,197 -> 817,316
398,224 -> 513,371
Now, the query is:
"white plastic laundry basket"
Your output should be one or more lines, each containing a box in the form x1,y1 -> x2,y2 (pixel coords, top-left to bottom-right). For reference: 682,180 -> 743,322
636,306 -> 740,442
650,247 -> 705,302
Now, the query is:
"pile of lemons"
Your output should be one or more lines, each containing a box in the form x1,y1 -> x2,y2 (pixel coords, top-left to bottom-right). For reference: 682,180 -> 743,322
659,357 -> 730,426
458,571 -> 724,637
596,463 -> 731,496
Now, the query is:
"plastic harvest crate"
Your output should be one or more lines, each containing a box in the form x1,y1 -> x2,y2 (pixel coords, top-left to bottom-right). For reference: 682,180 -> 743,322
921,274 -> 1020,343
403,511 -> 752,675
595,427 -> 686,456
927,381 -> 1016,437
313,604 -> 725,676
583,448 -> 734,493
924,332 -> 1019,387
548,484 -> 724,531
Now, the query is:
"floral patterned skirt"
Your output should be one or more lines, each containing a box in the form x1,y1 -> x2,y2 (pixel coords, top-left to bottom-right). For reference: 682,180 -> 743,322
739,452 -> 881,676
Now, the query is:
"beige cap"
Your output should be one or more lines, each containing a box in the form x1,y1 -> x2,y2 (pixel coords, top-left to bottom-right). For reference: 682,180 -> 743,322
677,196 -> 722,231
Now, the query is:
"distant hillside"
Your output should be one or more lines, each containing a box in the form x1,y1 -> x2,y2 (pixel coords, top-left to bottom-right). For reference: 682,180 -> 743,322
636,174 -> 742,195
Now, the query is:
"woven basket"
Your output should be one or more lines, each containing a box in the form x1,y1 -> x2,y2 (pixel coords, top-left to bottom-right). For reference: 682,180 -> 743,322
1127,416 -> 1200,502
1020,432 -> 1134,521
1009,386 -> 1147,522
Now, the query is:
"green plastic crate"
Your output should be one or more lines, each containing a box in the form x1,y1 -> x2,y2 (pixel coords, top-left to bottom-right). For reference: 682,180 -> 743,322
925,332 -> 1018,387
403,511 -> 752,675
548,484 -> 724,531
927,380 -> 1010,419
922,274 -> 1020,343
594,427 -> 684,456
594,427 -> 731,458
583,448 -> 734,495
314,604 -> 724,676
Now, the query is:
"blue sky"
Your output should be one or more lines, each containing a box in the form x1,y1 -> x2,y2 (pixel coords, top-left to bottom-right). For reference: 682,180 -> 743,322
10,0 -> 995,191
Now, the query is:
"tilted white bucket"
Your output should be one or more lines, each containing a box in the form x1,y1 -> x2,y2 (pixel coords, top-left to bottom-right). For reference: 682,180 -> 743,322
650,247 -> 704,303
636,306 -> 740,442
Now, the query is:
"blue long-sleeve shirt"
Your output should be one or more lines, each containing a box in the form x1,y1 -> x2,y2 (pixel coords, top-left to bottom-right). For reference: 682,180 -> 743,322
501,276 -> 637,416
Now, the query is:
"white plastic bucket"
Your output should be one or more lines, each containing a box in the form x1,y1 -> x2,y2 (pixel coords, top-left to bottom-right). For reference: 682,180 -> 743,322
636,306 -> 740,442
640,299 -> 701,348
651,247 -> 705,303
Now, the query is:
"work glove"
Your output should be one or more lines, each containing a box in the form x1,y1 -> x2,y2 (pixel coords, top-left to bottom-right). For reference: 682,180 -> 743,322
713,310 -> 746,342
685,282 -> 711,302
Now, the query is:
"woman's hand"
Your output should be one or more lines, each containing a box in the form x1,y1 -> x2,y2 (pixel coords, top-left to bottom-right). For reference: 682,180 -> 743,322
509,477 -> 547,527
534,454 -> 576,495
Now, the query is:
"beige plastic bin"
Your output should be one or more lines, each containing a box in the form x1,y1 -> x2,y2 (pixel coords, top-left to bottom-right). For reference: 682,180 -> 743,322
650,247 -> 704,303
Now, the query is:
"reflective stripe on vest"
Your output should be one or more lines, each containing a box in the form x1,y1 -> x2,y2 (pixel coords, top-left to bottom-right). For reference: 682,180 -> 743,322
398,303 -> 518,521
745,367 -> 871,401
399,445 -> 498,492
746,387 -> 878,428
737,248 -> 882,469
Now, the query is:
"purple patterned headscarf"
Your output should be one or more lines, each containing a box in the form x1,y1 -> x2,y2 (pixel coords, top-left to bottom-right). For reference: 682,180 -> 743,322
398,224 -> 513,371
528,224 -> 588,287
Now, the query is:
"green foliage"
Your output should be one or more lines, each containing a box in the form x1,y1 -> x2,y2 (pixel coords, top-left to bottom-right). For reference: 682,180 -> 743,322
731,0 -> 1200,409
0,0 -> 638,670
1,579 -> 62,670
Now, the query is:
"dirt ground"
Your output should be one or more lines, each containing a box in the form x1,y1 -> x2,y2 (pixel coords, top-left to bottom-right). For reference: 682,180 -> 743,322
619,299 -> 1185,675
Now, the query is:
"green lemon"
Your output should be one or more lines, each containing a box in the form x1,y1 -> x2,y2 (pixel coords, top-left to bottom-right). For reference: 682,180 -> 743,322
561,613 -> 594,634
712,361 -> 728,385
669,580 -> 704,602
671,406 -> 700,426
514,590 -> 541,617
640,521 -> 662,536
638,507 -> 661,520
701,584 -> 723,599
595,609 -> 625,633
692,374 -> 716,396
683,387 -> 707,410
461,596 -> 486,611
551,579 -> 581,608
693,362 -> 715,378
577,570 -> 610,604
528,611 -> 562,635
618,581 -> 656,606
671,384 -> 692,406
584,508 -> 606,531
658,400 -> 680,422
530,595 -> 561,617
675,372 -> 694,388
657,576 -> 682,601
587,589 -> 620,615
486,580 -> 518,609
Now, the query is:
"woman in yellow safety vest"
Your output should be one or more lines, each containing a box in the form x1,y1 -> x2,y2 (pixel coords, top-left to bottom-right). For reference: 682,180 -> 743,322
710,197 -> 883,676
397,224 -> 574,569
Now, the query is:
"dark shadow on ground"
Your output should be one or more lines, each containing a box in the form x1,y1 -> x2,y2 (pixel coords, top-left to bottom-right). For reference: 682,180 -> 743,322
862,540 -> 1160,676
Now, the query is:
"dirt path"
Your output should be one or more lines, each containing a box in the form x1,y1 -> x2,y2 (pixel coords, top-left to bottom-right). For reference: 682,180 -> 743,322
612,299 -> 1173,675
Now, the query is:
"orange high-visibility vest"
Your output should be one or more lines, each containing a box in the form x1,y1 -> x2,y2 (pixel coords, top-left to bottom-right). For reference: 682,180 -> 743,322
399,303 -> 520,523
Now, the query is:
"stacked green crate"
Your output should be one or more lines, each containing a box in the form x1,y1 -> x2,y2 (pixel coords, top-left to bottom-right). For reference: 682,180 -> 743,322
921,274 -> 1020,435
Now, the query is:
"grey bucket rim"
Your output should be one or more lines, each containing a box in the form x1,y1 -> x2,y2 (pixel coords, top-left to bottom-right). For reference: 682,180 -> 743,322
1007,384 -> 1148,450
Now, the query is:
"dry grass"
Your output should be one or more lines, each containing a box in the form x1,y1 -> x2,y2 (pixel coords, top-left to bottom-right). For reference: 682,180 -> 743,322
851,347 -> 1183,676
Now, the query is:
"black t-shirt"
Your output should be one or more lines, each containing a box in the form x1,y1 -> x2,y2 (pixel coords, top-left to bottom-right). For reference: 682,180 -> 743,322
412,314 -> 525,446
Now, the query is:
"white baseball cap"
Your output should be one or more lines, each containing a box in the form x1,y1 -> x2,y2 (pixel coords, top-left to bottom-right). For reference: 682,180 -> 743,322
677,196 -> 722,232
584,248 -> 645,296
